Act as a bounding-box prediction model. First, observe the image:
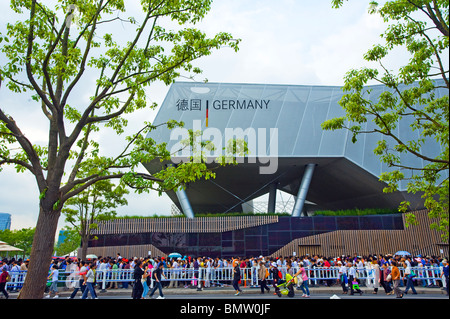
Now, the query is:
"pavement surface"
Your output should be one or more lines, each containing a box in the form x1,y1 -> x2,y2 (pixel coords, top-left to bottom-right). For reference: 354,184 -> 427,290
4,284 -> 449,299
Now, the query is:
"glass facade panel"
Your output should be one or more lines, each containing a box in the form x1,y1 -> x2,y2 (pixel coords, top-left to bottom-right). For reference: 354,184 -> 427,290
151,233 -> 170,246
291,217 -> 313,230
188,234 -> 198,246
268,218 -> 291,231
359,216 -> 383,229
199,233 -> 221,246
245,237 -> 261,250
89,214 -> 408,258
381,216 -> 394,229
128,234 -> 144,246
313,216 -> 336,231
336,217 -> 359,229
393,215 -> 404,230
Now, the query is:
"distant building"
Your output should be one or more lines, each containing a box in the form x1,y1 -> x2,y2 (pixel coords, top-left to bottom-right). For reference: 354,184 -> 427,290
0,213 -> 11,231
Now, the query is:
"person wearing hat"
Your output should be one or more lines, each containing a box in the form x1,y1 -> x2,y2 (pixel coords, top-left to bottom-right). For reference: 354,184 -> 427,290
441,259 -> 449,296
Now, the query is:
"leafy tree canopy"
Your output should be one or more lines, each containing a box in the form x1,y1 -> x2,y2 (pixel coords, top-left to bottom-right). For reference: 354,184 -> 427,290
325,0 -> 449,240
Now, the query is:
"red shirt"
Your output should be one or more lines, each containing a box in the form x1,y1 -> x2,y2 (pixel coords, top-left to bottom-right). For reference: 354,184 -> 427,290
0,271 -> 8,283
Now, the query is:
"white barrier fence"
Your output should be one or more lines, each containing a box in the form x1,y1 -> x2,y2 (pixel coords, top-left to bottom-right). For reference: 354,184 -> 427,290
4,266 -> 446,291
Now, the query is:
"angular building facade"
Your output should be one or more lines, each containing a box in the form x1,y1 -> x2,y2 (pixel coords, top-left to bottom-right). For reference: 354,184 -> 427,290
143,80 -> 447,217
83,80 -> 448,259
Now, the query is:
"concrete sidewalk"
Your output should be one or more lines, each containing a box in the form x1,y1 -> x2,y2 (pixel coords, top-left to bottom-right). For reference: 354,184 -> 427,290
8,284 -> 445,298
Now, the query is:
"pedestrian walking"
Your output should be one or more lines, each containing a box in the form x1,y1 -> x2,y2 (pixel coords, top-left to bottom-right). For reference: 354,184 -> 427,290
293,262 -> 310,298
441,259 -> 449,296
81,263 -> 98,299
68,261 -> 87,299
149,262 -> 166,299
348,263 -> 363,296
45,264 -> 59,298
142,263 -> 151,298
402,260 -> 417,295
380,262 -> 393,295
337,261 -> 348,294
391,261 -> 403,298
372,260 -> 380,294
131,260 -> 144,299
258,261 -> 270,294
0,267 -> 9,299
232,259 -> 242,296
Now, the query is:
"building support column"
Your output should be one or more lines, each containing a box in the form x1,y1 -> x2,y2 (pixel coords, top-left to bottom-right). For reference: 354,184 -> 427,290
291,164 -> 316,217
175,187 -> 195,219
268,182 -> 278,213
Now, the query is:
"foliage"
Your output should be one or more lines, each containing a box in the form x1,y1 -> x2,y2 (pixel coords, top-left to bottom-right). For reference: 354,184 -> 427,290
116,211 -> 291,219
0,227 -> 35,257
54,228 -> 81,256
62,178 -> 128,259
324,0 -> 449,240
313,208 -> 400,216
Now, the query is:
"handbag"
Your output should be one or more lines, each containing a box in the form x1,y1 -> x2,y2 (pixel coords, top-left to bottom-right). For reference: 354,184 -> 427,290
386,274 -> 392,282
297,276 -> 303,285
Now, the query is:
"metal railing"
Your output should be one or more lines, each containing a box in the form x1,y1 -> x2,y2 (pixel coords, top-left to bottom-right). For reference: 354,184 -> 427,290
4,266 -> 446,291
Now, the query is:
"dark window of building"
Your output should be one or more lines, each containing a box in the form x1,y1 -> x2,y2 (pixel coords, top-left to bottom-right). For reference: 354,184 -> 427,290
269,217 -> 291,231
245,236 -> 261,250
234,230 -> 244,241
291,231 -> 315,239
360,216 -> 383,229
171,233 -> 188,248
199,233 -> 221,247
222,231 -> 233,241
151,233 -> 170,246
246,226 -> 262,235
393,215 -> 404,230
188,234 -> 198,246
336,217 -> 359,229
104,234 -> 127,247
291,217 -> 314,231
128,234 -> 144,246
381,216 -> 394,229
313,216 -> 336,231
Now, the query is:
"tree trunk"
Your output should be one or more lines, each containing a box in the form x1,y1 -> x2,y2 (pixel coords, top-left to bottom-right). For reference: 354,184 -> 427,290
80,235 -> 89,261
17,207 -> 61,299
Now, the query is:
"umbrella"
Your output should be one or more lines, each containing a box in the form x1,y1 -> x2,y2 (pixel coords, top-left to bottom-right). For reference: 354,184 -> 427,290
394,251 -> 411,256
168,252 -> 182,259
86,254 -> 98,259
0,240 -> 23,252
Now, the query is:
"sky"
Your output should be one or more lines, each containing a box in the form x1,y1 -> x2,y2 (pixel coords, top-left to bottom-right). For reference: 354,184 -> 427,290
0,0 -> 407,231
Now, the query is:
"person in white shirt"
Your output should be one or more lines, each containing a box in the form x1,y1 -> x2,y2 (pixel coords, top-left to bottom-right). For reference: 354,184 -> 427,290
169,259 -> 179,288
348,263 -> 363,295
46,264 -> 59,298
338,261 -> 348,294
205,258 -> 212,288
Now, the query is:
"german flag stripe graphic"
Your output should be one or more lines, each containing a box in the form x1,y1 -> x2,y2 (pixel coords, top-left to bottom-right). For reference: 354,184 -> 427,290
206,100 -> 209,127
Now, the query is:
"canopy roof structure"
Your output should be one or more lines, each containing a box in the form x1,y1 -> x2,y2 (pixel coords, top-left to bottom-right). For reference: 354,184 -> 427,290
144,80 -> 447,218
0,240 -> 23,252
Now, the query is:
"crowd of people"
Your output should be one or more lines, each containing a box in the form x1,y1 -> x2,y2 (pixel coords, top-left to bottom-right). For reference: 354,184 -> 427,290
0,252 -> 448,299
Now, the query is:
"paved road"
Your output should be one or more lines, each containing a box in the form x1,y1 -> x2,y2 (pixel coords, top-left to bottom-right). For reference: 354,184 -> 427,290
92,292 -> 447,300
5,285 -> 448,300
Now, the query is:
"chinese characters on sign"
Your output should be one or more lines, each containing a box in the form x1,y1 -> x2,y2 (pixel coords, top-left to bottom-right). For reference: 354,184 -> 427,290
177,99 -> 202,111
176,99 -> 271,111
